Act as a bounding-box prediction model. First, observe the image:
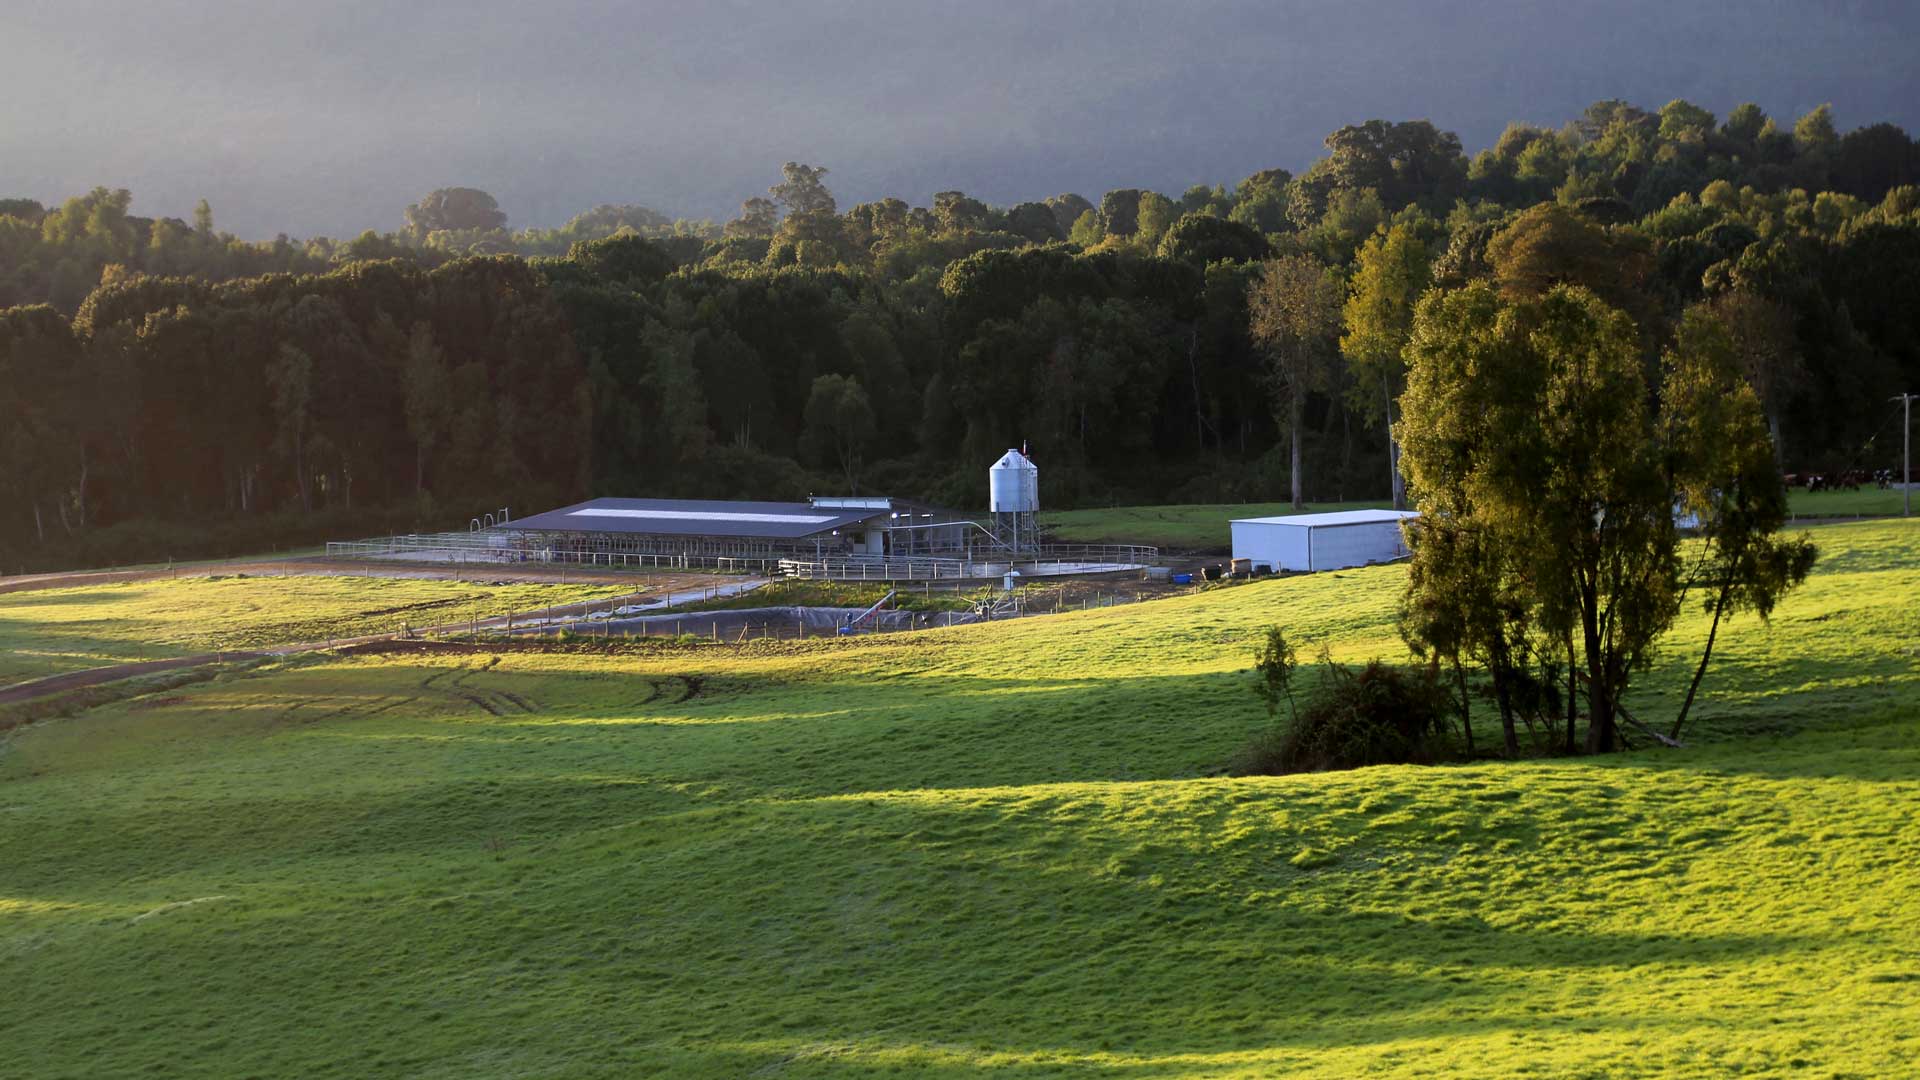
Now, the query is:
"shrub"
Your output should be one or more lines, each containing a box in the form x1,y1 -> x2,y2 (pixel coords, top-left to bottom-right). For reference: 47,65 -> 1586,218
1252,625 -> 1298,719
1232,657 -> 1454,775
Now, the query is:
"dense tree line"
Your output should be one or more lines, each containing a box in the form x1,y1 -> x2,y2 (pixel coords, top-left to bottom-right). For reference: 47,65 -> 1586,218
2,97 -> 1917,571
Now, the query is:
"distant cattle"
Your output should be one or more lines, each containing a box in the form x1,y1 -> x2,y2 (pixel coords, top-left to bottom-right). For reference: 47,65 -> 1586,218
1796,471 -> 1869,493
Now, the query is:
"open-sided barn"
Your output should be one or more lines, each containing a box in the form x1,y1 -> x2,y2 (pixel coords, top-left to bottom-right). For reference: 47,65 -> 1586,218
1230,509 -> 1419,573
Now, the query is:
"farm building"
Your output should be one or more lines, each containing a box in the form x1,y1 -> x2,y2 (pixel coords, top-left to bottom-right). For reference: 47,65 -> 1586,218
1230,509 -> 1419,573
329,450 -> 1158,580
484,495 -> 972,563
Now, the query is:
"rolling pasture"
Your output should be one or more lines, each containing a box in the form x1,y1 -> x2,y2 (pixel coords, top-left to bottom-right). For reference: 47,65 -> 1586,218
0,574 -> 629,685
0,520 -> 1915,1077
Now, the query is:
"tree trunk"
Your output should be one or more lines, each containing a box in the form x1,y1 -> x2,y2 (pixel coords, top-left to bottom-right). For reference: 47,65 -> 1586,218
1565,636 -> 1578,755
1582,606 -> 1615,754
1289,389 -> 1304,509
1187,326 -> 1205,452
1490,636 -> 1519,756
1454,655 -> 1474,757
295,427 -> 310,514
1384,381 -> 1405,510
75,447 -> 89,530
1670,577 -> 1732,742
1337,397 -> 1351,502
33,501 -> 45,545
1766,410 -> 1784,469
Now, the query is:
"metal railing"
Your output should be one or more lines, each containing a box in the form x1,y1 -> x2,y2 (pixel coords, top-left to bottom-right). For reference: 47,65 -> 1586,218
325,532 -> 1158,579
1024,542 -> 1161,564
777,542 -> 1160,581
778,557 -> 974,581
325,533 -> 775,574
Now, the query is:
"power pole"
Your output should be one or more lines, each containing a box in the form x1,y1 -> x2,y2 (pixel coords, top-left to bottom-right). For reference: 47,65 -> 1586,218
1896,393 -> 1915,518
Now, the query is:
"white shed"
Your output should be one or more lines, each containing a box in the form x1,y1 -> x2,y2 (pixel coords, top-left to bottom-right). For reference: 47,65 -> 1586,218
1230,509 -> 1420,573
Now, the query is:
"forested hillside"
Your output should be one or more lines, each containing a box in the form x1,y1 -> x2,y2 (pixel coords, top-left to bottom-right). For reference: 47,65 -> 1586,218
3,98 -> 1918,571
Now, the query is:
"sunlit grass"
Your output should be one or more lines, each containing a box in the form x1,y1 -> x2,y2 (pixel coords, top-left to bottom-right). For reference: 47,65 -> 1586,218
0,520 -> 1914,1077
0,574 -> 628,684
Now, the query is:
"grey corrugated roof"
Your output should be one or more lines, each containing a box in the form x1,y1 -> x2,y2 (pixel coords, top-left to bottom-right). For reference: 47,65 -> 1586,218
505,498 -> 884,540
1231,509 -> 1421,528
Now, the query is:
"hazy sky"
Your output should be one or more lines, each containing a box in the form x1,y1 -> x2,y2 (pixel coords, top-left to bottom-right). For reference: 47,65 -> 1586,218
4,1 -> 1916,239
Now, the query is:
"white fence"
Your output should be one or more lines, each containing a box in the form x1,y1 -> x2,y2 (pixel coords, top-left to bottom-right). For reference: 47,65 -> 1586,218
324,533 -> 776,574
778,542 -> 1159,582
779,557 -> 974,581
325,532 -> 1157,581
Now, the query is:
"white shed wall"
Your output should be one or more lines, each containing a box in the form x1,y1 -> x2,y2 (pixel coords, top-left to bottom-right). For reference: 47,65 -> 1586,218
1231,520 -> 1310,572
1306,521 -> 1409,571
1232,519 -> 1410,572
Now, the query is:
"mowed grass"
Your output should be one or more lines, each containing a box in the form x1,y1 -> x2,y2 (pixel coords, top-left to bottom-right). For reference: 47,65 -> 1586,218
1785,486 -> 1914,519
0,575 -> 630,685
1047,489 -> 1912,548
0,520 -> 1916,1077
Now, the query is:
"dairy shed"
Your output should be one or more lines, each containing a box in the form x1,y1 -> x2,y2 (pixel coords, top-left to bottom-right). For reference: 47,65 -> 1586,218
1230,509 -> 1420,573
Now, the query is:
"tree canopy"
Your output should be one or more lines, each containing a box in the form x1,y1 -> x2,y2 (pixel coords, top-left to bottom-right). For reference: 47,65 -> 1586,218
0,95 -> 1914,581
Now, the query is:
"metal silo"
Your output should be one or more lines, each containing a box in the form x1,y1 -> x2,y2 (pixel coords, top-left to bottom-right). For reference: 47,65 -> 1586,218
989,448 -> 1039,554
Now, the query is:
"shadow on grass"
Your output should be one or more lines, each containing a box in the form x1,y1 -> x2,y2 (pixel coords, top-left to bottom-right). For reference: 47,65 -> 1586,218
0,774 -> 1843,1078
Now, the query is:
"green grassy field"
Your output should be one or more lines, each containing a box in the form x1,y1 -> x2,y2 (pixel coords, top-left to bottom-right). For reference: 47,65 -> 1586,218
1783,486 -> 1914,519
1,519 -> 1916,1077
0,575 -> 629,685
1045,489 -> 1913,549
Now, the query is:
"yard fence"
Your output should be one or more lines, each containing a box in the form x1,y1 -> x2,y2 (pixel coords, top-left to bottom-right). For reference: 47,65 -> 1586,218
327,531 -> 1157,582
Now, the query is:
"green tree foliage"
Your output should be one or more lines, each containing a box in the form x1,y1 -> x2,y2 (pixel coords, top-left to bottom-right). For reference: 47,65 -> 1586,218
3,94 -> 1919,571
1044,193 -> 1095,236
1068,210 -> 1105,248
725,196 -> 781,239
1229,169 -> 1291,233
769,163 -> 836,216
1252,625 -> 1298,719
1657,99 -> 1715,142
1721,103 -> 1768,145
403,187 -> 508,236
1249,254 -> 1344,508
1794,104 -> 1839,153
932,191 -> 991,234
1398,280 -> 1810,755
0,197 -> 46,223
803,374 -> 876,491
1292,120 -> 1467,225
1660,304 -> 1817,740
1340,220 -> 1433,508
1156,214 -> 1269,266
1004,202 -> 1066,244
1484,203 -> 1651,319
1135,192 -> 1179,248
401,323 -> 451,495
1099,189 -> 1143,237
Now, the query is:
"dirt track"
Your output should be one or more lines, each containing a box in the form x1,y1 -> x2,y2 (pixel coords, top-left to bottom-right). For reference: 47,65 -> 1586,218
0,652 -> 269,706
